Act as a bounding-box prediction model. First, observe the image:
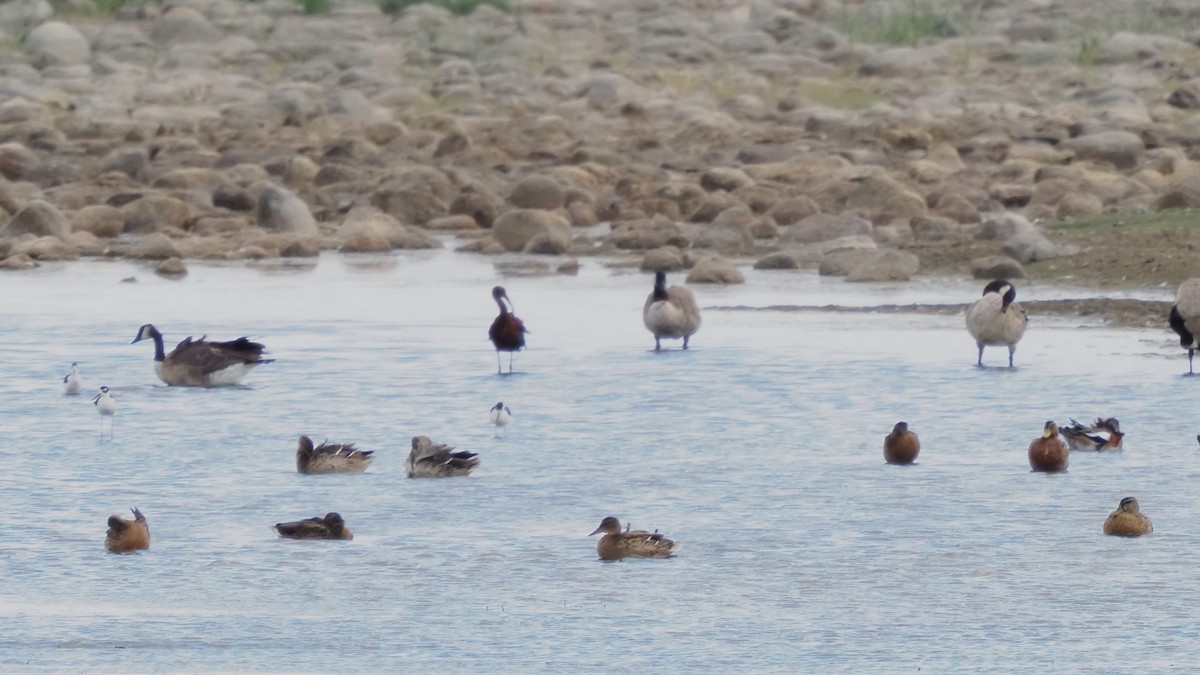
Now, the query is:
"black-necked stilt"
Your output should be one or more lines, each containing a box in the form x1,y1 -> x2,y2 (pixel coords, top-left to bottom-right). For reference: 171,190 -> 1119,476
643,270 -> 701,351
489,401 -> 512,432
965,279 -> 1027,367
131,323 -> 274,387
1170,278 -> 1200,375
488,287 -> 527,374
62,362 -> 81,395
92,386 -> 117,440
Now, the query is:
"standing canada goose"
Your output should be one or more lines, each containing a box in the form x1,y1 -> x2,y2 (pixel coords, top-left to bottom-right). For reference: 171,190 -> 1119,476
488,286 -> 527,374
883,421 -> 920,465
1169,278 -> 1200,374
93,386 -> 117,440
105,507 -> 149,553
643,271 -> 701,351
63,362 -> 81,395
1103,497 -> 1153,537
1028,420 -> 1069,472
295,435 -> 375,474
1060,417 -> 1124,451
131,323 -> 274,387
274,512 -> 353,540
965,280 -> 1028,367
406,436 -> 480,478
489,402 -> 512,429
589,516 -> 680,561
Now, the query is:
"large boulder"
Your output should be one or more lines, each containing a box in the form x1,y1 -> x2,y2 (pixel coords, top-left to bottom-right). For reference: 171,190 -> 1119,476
123,195 -> 192,234
492,209 -> 571,253
257,185 -> 318,236
782,213 -> 872,244
970,255 -> 1026,279
687,255 -> 744,284
1065,131 -> 1143,169
3,200 -> 68,238
508,174 -> 564,210
24,21 -> 90,69
128,233 -> 182,260
846,250 -> 920,282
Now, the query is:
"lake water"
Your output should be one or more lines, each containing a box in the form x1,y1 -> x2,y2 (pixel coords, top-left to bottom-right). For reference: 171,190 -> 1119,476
1,249 -> 1196,672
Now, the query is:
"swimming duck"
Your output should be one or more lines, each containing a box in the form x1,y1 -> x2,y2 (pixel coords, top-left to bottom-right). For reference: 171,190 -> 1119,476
589,516 -> 680,561
1028,420 -> 1069,473
489,402 -> 512,428
643,271 -> 702,351
965,280 -> 1028,367
884,421 -> 920,465
1103,497 -> 1153,537
93,386 -> 117,440
274,512 -> 353,540
488,287 -> 528,374
131,323 -> 274,387
1060,417 -> 1123,452
105,507 -> 149,553
295,435 -> 375,474
63,362 -> 81,395
1169,278 -> 1200,374
405,435 -> 480,478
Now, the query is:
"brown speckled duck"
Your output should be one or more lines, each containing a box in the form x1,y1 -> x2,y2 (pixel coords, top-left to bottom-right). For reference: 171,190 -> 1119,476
1028,420 -> 1068,473
274,512 -> 353,540
296,435 -> 375,474
589,516 -> 680,561
105,507 -> 149,553
405,436 -> 480,478
1103,497 -> 1153,537
883,421 -> 920,465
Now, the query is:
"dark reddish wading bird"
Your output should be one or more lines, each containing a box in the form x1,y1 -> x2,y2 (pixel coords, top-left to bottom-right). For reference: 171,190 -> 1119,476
488,286 -> 527,374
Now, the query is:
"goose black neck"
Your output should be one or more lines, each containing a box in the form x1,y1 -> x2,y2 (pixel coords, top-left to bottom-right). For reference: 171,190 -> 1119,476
652,272 -> 668,301
149,328 -> 165,362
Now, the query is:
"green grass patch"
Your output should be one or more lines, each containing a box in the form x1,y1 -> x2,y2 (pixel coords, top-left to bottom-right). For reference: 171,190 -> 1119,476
827,0 -> 973,45
298,0 -> 331,14
378,0 -> 510,16
1048,209 -> 1200,233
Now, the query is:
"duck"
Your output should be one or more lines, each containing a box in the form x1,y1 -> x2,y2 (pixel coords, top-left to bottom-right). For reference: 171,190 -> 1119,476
405,435 -> 480,478
295,435 -> 375,474
643,270 -> 701,351
883,421 -> 920,465
488,286 -> 528,374
489,402 -> 512,428
965,279 -> 1028,367
589,516 -> 680,561
1060,417 -> 1124,452
105,507 -> 149,553
93,386 -> 117,440
1103,497 -> 1153,537
1028,420 -> 1069,473
131,323 -> 274,387
274,512 -> 353,540
1169,278 -> 1200,374
62,362 -> 81,395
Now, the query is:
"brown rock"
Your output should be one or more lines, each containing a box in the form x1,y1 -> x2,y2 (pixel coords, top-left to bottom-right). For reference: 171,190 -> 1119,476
123,195 -> 192,234
700,167 -> 754,192
0,142 -> 40,180
1055,192 -> 1104,220
686,255 -> 744,284
509,175 -> 565,210
767,196 -> 820,227
688,191 -> 738,223
71,205 -> 124,238
129,233 -> 182,260
156,257 -> 188,277
13,235 -> 76,261
640,246 -> 685,271
450,191 -> 497,228
493,209 -> 571,253
970,255 -> 1026,279
425,215 -> 480,231
0,253 -> 38,269
933,193 -> 981,223
3,200 -> 68,238
213,183 -> 255,212
257,186 -> 318,235
280,237 -> 321,258
782,213 -> 872,244
754,251 -> 799,270
911,215 -> 961,242
845,250 -> 920,282
566,201 -> 598,227
608,216 -> 688,250
819,249 -> 876,277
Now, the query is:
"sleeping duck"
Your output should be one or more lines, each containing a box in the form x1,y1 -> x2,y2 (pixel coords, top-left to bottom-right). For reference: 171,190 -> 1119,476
132,323 -> 274,387
274,512 -> 353,540
405,436 -> 480,478
105,507 -> 149,553
296,435 -> 375,474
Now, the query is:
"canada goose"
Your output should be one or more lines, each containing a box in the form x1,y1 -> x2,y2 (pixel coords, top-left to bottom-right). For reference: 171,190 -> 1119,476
295,435 -> 375,474
589,516 -> 680,561
1060,418 -> 1123,452
63,362 -> 81,395
405,435 -> 480,478
965,280 -> 1028,367
105,507 -> 149,553
131,323 -> 274,387
488,286 -> 528,374
643,271 -> 701,351
884,421 -> 920,465
1028,420 -> 1069,473
274,512 -> 353,540
93,386 -> 116,440
1169,278 -> 1200,374
489,402 -> 512,430
1103,497 -> 1153,537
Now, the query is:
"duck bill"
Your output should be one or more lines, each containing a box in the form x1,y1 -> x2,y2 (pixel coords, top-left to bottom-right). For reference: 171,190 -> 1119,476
588,526 -> 604,536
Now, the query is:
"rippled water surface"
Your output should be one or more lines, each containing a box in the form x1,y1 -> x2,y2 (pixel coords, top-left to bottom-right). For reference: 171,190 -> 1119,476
2,251 -> 1197,672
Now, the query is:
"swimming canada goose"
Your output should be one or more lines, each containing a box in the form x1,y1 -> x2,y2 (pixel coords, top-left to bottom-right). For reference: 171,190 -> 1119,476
965,280 -> 1028,367
295,435 -> 375,474
274,512 -> 353,540
105,507 -> 149,553
643,271 -> 701,351
63,362 -> 81,395
1169,278 -> 1200,374
589,516 -> 680,561
1060,418 -> 1123,452
93,386 -> 117,439
1028,420 -> 1069,473
131,323 -> 274,387
884,421 -> 920,465
488,286 -> 528,374
1103,497 -> 1153,537
489,402 -> 512,428
406,435 -> 480,478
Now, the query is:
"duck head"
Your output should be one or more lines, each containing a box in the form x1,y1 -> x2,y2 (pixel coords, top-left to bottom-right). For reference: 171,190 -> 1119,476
589,516 -> 622,536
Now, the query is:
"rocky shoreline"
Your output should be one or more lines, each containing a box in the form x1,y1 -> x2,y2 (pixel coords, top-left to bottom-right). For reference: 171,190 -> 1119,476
0,0 -> 1198,301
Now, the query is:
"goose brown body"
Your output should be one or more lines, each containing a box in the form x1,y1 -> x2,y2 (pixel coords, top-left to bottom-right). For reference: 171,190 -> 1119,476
589,516 -> 680,561
1028,421 -> 1069,472
274,512 -> 353,540
965,280 -> 1027,367
405,435 -> 480,478
1103,497 -> 1152,537
132,323 -> 273,387
488,287 -> 527,373
1061,418 -> 1124,452
643,271 -> 701,351
296,435 -> 375,474
884,422 -> 920,465
105,507 -> 149,553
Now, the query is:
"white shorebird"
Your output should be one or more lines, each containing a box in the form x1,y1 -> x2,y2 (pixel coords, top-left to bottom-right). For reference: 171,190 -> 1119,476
93,386 -> 117,439
63,362 -> 82,395
489,402 -> 512,433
